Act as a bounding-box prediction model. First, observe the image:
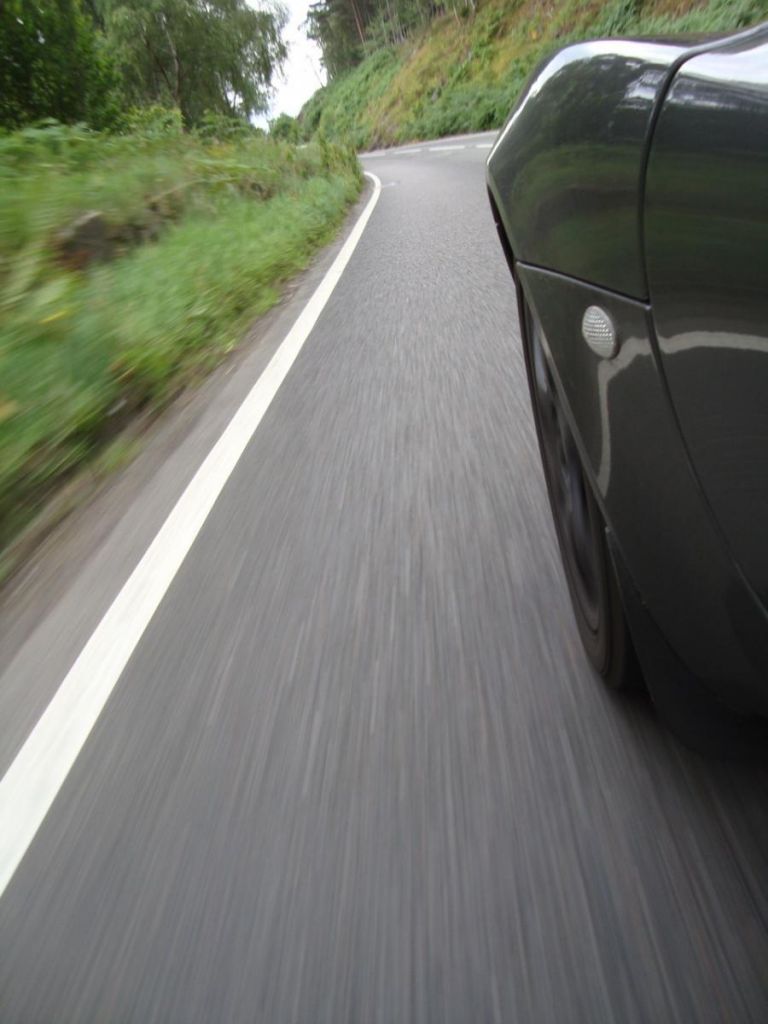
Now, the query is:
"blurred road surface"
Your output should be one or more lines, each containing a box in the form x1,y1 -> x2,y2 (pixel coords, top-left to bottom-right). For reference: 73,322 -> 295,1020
1,133 -> 768,1022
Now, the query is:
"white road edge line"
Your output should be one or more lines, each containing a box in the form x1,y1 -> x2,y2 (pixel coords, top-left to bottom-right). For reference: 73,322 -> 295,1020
429,144 -> 466,151
475,143 -> 493,150
0,172 -> 383,901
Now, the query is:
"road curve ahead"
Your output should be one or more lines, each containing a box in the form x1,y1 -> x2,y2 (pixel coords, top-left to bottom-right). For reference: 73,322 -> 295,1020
1,135 -> 768,1023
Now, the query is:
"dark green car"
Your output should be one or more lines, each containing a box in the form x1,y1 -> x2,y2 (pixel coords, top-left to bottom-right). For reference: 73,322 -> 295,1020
487,23 -> 768,752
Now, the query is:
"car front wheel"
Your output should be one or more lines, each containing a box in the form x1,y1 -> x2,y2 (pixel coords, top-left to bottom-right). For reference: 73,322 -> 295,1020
522,294 -> 637,691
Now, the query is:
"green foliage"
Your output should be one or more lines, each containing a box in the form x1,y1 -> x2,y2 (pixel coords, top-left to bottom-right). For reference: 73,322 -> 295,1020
301,0 -> 768,149
300,46 -> 400,147
0,0 -> 290,132
81,176 -> 356,403
306,0 -> 461,79
99,0 -> 288,127
269,112 -> 300,143
0,127 -> 361,547
122,105 -> 185,137
306,0 -> 365,79
195,111 -> 261,141
590,0 -> 644,35
588,0 -> 767,35
404,82 -> 514,138
0,0 -> 122,129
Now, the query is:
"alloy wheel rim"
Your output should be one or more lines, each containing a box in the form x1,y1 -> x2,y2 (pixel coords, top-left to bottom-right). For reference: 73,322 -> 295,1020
529,314 -> 601,633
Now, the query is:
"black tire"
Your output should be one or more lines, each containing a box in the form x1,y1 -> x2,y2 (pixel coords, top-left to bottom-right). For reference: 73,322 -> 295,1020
521,294 -> 638,690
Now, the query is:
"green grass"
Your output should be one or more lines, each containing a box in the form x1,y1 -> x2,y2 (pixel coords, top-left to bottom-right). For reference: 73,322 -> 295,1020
301,49 -> 403,150
0,124 -> 362,551
300,0 -> 768,148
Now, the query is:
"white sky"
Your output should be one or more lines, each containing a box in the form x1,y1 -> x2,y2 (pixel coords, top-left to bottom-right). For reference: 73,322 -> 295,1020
268,0 -> 327,119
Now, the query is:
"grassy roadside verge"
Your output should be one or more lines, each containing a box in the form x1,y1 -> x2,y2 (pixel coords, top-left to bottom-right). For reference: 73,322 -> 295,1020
0,123 -> 362,559
300,0 -> 768,149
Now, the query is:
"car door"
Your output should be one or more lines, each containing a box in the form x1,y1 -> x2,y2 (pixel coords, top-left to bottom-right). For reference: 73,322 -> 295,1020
644,27 -> 768,650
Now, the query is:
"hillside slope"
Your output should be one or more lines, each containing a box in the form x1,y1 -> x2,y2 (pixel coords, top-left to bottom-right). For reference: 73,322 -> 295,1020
300,0 -> 767,149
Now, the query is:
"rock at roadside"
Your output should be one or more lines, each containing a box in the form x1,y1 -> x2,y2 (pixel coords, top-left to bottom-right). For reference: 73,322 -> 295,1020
55,211 -> 114,270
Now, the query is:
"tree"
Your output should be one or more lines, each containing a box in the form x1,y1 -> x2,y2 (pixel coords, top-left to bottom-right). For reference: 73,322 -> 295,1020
306,0 -> 368,78
100,0 -> 288,126
269,111 -> 299,141
305,0 -> 436,80
0,0 -> 120,128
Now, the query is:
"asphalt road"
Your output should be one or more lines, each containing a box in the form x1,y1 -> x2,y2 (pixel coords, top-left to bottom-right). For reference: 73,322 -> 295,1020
2,134 -> 768,1023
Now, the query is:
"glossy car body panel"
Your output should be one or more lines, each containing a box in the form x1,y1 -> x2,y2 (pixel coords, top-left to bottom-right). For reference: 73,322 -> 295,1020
645,28 -> 768,615
486,39 -> 688,298
516,264 -> 768,713
488,25 -> 768,719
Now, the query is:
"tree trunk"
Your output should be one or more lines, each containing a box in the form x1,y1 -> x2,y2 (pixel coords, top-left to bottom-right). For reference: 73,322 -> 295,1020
159,12 -> 182,110
349,0 -> 366,46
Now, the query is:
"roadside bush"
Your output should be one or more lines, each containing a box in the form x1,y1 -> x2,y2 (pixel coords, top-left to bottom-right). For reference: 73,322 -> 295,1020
195,112 -> 258,142
0,128 -> 362,554
269,113 -> 301,143
122,106 -> 184,138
